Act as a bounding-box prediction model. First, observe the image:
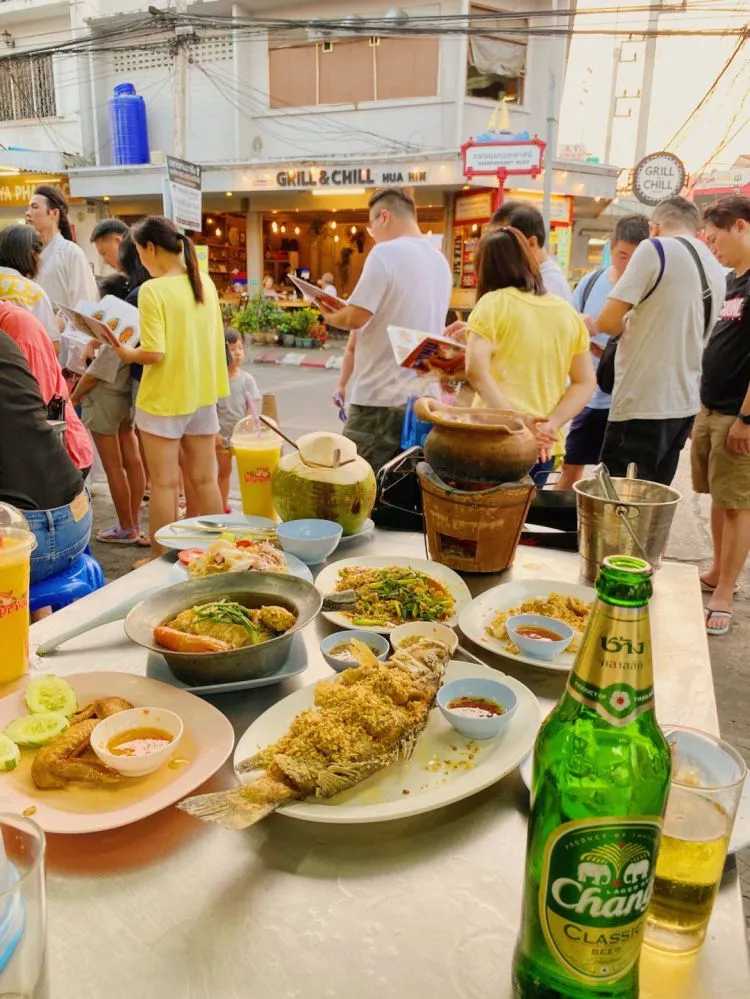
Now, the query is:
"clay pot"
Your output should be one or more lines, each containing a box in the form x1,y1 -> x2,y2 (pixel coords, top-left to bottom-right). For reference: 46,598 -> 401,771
414,398 -> 538,485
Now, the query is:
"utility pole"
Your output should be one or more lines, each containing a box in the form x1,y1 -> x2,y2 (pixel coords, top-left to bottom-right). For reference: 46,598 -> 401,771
634,0 -> 661,163
542,68 -> 558,236
173,1 -> 190,158
604,45 -> 621,164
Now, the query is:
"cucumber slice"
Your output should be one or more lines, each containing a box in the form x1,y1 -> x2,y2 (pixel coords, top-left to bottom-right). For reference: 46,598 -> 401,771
24,676 -> 77,717
0,734 -> 20,772
5,712 -> 69,748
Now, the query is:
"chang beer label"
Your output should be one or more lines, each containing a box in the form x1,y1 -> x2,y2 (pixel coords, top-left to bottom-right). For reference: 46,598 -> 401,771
539,816 -> 661,984
567,604 -> 654,726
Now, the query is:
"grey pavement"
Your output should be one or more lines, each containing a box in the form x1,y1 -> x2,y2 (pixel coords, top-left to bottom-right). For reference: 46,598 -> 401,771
86,358 -> 750,936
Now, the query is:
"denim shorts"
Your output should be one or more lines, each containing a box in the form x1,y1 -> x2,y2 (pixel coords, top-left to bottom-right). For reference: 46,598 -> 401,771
25,490 -> 93,584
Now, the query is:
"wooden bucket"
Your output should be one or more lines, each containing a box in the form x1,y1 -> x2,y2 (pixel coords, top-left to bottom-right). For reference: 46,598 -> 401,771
417,464 -> 535,573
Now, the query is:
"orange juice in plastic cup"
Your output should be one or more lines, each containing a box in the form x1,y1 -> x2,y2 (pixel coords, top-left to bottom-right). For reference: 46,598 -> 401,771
231,417 -> 282,520
0,525 -> 37,685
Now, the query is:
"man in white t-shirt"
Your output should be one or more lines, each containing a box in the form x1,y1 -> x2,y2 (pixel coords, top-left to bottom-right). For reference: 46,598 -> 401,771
597,196 -> 727,485
26,185 -> 98,310
321,188 -> 452,471
490,201 -> 573,302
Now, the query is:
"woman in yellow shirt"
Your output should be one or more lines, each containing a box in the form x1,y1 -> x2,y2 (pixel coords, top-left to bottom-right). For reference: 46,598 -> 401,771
465,226 -> 595,485
110,216 -> 229,553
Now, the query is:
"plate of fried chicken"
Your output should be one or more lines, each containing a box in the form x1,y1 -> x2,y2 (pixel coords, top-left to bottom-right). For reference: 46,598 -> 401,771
0,672 -> 234,833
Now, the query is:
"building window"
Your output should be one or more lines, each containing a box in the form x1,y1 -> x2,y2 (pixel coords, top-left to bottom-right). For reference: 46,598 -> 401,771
0,55 -> 57,122
268,36 -> 438,108
466,5 -> 526,104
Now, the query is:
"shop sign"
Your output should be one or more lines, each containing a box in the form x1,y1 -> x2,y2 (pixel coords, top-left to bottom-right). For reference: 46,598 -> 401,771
0,173 -> 69,206
164,156 -> 202,231
513,190 -> 572,225
632,152 -> 685,206
274,165 -> 430,189
462,138 -> 545,178
454,190 -> 494,223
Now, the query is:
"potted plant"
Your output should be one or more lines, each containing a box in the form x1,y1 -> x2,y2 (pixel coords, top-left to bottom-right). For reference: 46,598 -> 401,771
274,309 -> 298,347
293,307 -> 320,348
234,294 -> 282,345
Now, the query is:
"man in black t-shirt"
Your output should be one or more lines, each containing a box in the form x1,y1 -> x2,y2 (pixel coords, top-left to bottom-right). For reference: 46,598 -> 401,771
692,195 -> 750,635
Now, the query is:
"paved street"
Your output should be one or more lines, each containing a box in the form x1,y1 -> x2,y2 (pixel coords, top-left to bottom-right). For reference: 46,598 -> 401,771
88,355 -> 750,933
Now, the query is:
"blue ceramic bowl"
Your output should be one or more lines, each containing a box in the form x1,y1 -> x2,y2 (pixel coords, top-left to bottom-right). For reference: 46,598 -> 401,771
276,519 -> 343,565
505,613 -> 574,663
437,677 -> 517,740
320,630 -> 390,672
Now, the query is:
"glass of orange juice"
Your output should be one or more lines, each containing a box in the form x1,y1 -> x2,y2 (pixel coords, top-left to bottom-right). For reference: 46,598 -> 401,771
0,521 -> 37,686
230,417 -> 282,520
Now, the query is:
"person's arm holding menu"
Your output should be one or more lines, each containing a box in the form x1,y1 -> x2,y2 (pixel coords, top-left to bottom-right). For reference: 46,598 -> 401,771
105,282 -> 164,367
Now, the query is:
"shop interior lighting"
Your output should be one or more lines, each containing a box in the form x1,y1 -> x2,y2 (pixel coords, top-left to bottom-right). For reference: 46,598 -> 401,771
471,223 -> 478,232
225,192 -> 233,198
207,217 -> 214,225
334,234 -> 340,243
350,226 -> 357,235
280,224 -> 287,233
294,226 -> 301,235
311,188 -> 366,197
103,196 -> 110,202
271,221 -> 278,233
215,227 -> 222,237
329,220 -> 337,230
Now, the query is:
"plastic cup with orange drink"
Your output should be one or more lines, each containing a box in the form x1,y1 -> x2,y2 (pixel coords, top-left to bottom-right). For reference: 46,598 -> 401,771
230,416 -> 282,520
0,507 -> 37,685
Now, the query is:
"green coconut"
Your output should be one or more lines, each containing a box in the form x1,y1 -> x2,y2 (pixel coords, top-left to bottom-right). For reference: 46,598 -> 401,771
272,433 -> 376,535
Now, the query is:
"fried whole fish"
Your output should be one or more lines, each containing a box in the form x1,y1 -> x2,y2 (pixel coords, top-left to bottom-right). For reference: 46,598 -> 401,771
32,697 -> 133,790
178,637 -> 451,829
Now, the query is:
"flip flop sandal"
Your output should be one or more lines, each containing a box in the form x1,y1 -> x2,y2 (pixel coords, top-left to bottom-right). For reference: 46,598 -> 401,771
96,526 -> 139,545
705,608 -> 733,636
700,578 -> 740,594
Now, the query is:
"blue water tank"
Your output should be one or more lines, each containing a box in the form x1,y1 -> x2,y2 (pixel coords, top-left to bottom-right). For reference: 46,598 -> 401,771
109,83 -> 150,165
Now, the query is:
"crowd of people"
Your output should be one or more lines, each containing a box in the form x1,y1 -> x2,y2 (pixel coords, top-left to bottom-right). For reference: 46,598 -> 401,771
325,187 -> 749,638
0,184 -> 748,636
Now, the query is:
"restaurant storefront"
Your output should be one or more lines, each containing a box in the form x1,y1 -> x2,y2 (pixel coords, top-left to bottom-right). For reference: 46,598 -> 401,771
68,153 -> 618,301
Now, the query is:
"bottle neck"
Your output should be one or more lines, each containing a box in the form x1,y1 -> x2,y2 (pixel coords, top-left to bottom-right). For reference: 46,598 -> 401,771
565,598 -> 655,727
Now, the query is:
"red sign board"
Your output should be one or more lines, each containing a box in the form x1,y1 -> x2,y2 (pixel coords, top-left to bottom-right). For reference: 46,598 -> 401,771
461,137 -> 546,180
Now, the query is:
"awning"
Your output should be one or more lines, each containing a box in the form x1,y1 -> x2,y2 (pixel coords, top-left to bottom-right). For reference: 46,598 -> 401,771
468,34 -> 525,78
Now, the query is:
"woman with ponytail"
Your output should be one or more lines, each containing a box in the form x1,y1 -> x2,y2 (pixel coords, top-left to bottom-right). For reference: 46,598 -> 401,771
107,215 -> 229,556
26,185 -> 98,308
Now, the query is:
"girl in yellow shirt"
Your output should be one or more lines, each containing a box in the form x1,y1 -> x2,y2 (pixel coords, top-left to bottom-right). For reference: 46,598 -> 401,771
109,216 -> 229,555
465,226 -> 595,485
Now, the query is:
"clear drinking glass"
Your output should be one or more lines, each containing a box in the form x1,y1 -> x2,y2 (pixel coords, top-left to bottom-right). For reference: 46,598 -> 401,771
644,725 -> 747,955
0,814 -> 48,998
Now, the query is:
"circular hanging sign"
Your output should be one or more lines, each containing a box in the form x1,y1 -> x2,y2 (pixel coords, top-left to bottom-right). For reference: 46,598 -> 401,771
633,152 -> 686,206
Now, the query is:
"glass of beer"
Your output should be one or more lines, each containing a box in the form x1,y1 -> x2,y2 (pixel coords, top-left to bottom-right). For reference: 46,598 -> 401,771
644,725 -> 747,955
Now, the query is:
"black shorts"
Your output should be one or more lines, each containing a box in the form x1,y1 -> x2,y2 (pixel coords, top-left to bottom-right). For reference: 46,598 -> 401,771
564,407 -> 610,466
600,416 -> 694,486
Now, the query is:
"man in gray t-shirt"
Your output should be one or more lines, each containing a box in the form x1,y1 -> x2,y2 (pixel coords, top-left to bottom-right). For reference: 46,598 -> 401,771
596,196 -> 726,485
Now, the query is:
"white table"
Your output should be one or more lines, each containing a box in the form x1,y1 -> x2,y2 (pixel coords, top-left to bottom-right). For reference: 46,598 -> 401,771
26,534 -> 750,999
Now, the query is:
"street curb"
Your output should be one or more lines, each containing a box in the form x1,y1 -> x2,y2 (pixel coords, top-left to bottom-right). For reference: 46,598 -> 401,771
252,352 -> 342,370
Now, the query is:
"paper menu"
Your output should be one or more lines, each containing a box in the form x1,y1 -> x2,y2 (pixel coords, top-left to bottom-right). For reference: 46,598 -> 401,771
287,274 -> 346,310
387,325 -> 465,374
58,295 -> 140,348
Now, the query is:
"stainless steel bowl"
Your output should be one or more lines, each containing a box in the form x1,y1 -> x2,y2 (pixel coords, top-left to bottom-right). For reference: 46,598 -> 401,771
124,571 -> 322,685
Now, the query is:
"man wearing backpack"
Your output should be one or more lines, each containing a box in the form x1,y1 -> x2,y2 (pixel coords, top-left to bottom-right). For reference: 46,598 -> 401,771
596,196 -> 726,485
556,214 -> 649,489
692,196 -> 750,636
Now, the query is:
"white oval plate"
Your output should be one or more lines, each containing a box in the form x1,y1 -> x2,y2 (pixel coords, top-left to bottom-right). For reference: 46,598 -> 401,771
155,513 -> 276,552
458,578 -> 595,674
146,632 -> 308,695
336,518 -> 375,544
0,672 -> 235,834
314,555 -> 472,634
166,551 -> 313,585
233,660 -> 540,824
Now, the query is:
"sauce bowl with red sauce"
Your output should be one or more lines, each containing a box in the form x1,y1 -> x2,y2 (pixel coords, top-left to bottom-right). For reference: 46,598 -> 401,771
91,707 -> 183,777
437,677 -> 517,740
505,613 -> 573,662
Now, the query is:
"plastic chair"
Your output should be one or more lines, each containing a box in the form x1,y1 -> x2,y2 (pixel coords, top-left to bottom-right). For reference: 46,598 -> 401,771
30,551 -> 105,614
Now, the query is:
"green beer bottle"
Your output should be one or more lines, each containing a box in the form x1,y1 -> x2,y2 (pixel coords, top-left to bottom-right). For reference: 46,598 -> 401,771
512,555 -> 671,998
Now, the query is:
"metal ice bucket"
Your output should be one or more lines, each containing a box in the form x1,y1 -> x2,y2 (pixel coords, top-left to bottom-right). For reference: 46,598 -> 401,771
573,476 -> 681,582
